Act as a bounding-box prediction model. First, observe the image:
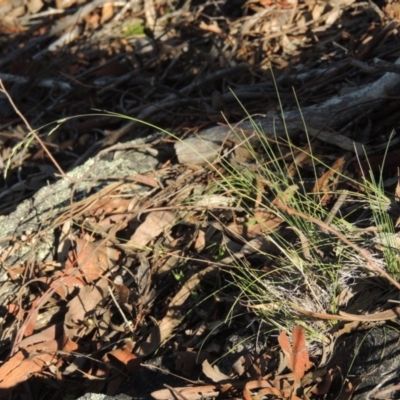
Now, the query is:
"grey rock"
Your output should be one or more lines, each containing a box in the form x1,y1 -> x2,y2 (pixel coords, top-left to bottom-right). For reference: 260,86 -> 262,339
0,133 -> 162,271
327,326 -> 400,399
77,395 -> 132,400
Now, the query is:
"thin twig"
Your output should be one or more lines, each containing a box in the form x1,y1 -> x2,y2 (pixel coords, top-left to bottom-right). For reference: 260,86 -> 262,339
163,384 -> 191,400
324,189 -> 348,225
0,80 -> 66,178
108,285 -> 134,334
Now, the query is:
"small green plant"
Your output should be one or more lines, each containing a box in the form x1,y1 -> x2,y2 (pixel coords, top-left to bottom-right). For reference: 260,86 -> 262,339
121,21 -> 146,37
171,268 -> 185,282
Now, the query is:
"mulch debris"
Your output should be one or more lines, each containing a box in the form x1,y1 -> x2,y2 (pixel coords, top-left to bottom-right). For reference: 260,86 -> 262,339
1,0 -> 400,399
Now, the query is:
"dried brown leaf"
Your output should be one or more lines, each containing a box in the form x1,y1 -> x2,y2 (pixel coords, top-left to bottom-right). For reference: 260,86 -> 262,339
291,326 -> 311,382
258,387 -> 286,396
202,359 -> 230,382
312,156 -> 345,205
16,323 -> 60,351
278,330 -> 292,365
55,0 -> 77,9
194,229 -> 206,251
245,379 -> 275,391
136,265 -> 215,356
112,281 -> 131,306
286,147 -> 315,178
310,368 -> 335,396
129,211 -> 176,248
26,0 -> 44,14
0,350 -> 55,389
64,279 -> 108,339
100,2 -> 114,23
67,238 -> 120,283
106,348 -> 140,374
242,388 -> 253,400
0,325 -> 76,389
136,252 -> 152,297
278,326 -> 311,383
226,210 -> 283,239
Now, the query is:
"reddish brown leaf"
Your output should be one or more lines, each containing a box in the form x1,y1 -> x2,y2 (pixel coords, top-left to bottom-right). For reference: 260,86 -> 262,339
0,335 -> 66,389
243,388 -> 253,400
278,326 -> 312,383
291,325 -> 310,382
49,274 -> 85,298
62,337 -> 79,353
106,347 -> 140,374
6,304 -> 21,318
278,329 -> 292,367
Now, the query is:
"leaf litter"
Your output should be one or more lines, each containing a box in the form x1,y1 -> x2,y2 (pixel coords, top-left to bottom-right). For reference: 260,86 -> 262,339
0,130 -> 399,398
1,0 -> 400,398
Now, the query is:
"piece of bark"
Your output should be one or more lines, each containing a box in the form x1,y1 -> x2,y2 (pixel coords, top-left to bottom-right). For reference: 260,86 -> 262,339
175,56 -> 400,163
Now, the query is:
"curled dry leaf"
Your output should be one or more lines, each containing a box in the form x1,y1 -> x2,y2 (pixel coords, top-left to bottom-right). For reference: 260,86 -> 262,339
202,359 -> 230,382
106,347 -> 141,374
111,281 -> 131,306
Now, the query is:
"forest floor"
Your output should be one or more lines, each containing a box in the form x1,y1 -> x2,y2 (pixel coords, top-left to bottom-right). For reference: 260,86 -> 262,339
1,0 -> 400,399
